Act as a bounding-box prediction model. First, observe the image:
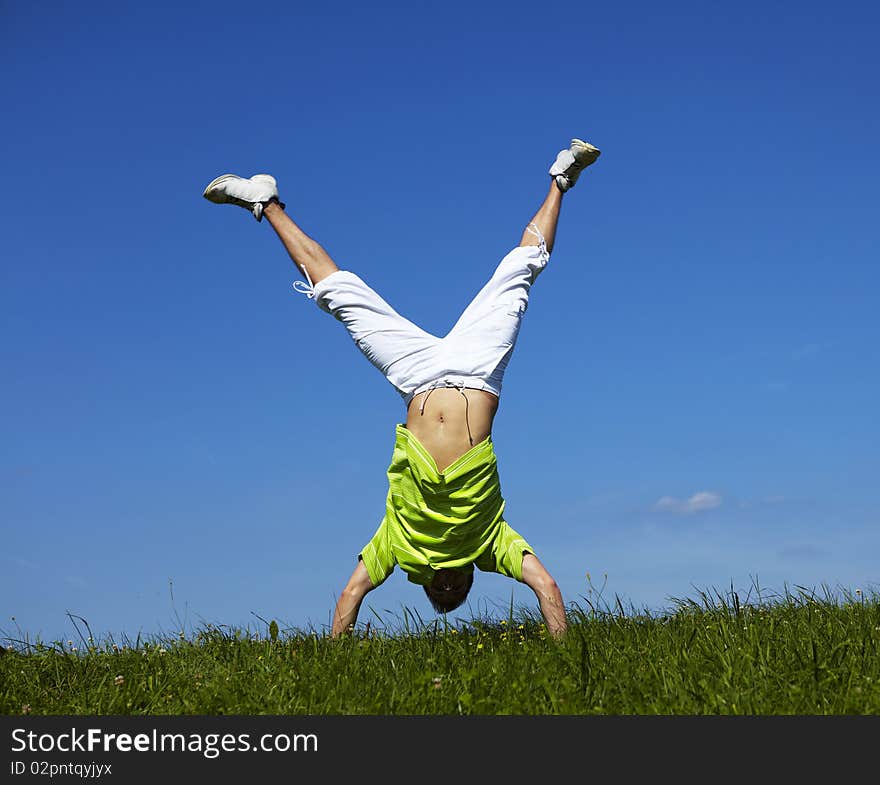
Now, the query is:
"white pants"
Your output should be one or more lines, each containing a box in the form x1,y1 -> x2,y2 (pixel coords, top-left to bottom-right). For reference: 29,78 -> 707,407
306,236 -> 549,406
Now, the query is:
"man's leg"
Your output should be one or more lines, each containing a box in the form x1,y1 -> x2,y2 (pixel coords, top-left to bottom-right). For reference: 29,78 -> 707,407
204,173 -> 441,396
519,180 -> 563,255
265,199 -> 441,395
262,201 -> 340,287
202,173 -> 339,288
448,136 -> 602,336
519,136 -> 601,254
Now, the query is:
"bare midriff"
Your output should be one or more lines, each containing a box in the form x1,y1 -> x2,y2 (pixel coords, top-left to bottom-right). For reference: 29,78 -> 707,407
405,387 -> 499,473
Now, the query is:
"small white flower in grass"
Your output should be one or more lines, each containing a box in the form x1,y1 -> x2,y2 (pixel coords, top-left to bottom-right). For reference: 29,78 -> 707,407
114,675 -> 124,686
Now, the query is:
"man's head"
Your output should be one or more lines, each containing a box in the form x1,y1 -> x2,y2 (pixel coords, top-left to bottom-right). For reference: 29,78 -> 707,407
423,568 -> 474,614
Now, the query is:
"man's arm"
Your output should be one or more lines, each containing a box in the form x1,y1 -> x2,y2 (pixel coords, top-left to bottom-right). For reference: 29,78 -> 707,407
330,560 -> 376,638
520,553 -> 567,639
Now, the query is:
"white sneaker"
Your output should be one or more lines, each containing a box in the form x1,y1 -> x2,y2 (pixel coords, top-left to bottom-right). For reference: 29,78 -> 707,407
202,173 -> 284,222
549,139 -> 601,192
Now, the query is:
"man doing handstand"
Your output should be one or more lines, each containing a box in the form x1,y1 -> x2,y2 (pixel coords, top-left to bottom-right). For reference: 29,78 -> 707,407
203,137 -> 601,638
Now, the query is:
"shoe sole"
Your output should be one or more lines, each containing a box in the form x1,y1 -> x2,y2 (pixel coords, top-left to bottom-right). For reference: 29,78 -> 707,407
203,174 -> 239,200
571,139 -> 601,164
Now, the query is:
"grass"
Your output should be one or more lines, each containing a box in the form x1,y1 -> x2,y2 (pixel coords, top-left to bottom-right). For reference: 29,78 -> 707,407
2,583 -> 879,715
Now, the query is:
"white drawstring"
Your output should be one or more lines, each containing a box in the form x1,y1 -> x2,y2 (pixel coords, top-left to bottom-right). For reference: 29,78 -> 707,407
418,380 -> 474,446
293,264 -> 316,299
525,222 -> 549,263
458,382 -> 473,446
418,381 -> 440,415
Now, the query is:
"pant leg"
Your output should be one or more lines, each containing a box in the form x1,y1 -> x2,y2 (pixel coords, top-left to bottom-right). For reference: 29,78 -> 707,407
311,270 -> 443,398
446,240 -> 548,339
439,242 -> 549,394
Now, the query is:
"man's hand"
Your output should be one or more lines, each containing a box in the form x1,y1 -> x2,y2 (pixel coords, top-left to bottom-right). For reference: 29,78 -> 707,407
330,560 -> 376,638
520,553 -> 567,639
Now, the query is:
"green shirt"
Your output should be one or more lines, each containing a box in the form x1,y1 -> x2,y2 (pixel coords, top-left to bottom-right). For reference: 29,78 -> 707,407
359,424 -> 533,587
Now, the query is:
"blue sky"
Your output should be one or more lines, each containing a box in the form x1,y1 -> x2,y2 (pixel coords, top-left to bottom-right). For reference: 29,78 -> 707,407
2,1 -> 878,645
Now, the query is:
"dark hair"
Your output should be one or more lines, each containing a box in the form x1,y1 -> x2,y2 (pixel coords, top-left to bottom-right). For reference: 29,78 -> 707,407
423,571 -> 474,613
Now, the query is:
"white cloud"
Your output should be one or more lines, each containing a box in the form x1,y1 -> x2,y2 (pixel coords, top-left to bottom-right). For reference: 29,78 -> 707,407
654,491 -> 722,514
793,341 -> 831,360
